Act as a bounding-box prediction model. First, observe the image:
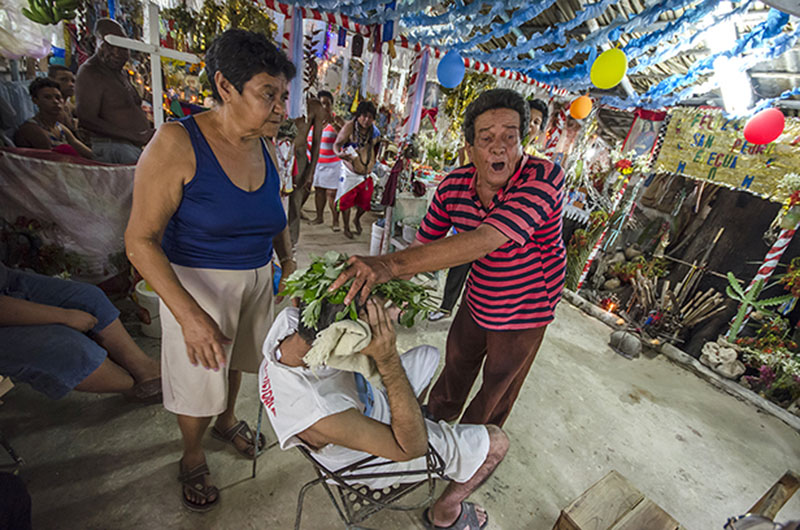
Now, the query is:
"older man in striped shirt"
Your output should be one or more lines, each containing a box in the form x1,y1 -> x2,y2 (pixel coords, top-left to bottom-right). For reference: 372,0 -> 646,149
330,88 -> 565,427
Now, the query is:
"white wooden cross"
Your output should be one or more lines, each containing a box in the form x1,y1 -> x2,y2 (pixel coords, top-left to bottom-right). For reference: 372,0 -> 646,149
104,2 -> 201,128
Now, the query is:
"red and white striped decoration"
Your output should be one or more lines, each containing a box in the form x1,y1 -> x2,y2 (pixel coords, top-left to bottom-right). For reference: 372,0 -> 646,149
575,179 -> 632,290
735,220 -> 800,325
394,36 -> 569,95
577,230 -> 607,290
253,0 -> 571,97
259,0 -> 371,36
544,106 -> 567,159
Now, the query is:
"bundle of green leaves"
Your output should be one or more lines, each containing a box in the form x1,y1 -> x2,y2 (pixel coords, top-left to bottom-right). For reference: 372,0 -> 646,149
280,251 -> 438,330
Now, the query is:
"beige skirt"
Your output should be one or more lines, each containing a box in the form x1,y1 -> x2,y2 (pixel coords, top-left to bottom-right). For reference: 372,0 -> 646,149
160,263 -> 273,417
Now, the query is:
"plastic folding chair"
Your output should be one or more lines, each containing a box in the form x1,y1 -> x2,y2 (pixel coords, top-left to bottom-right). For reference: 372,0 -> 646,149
294,444 -> 446,530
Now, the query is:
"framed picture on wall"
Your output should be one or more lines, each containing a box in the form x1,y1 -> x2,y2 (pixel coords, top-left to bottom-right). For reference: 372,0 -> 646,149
623,109 -> 666,160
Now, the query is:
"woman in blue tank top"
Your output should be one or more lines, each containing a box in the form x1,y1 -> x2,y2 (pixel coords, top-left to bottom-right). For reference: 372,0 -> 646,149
125,30 -> 296,512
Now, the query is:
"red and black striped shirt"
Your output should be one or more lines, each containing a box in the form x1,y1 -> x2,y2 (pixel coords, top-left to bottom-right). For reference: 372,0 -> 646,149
416,155 -> 566,330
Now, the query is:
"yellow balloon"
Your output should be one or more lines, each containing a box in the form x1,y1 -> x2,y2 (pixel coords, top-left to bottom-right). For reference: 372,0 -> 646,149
590,49 -> 628,90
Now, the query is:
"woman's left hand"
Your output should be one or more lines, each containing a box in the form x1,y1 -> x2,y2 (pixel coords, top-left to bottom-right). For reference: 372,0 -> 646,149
276,258 -> 297,304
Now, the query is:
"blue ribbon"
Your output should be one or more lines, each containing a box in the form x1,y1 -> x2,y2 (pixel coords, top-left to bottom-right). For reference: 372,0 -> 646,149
601,10 -> 798,111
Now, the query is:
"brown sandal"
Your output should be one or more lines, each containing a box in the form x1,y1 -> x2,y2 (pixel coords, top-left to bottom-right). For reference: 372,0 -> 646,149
178,459 -> 219,512
210,420 -> 265,458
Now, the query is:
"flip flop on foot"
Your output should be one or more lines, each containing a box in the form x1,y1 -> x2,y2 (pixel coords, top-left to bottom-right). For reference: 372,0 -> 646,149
422,502 -> 488,530
210,420 -> 266,458
178,459 -> 219,512
332,225 -> 341,232
124,377 -> 162,404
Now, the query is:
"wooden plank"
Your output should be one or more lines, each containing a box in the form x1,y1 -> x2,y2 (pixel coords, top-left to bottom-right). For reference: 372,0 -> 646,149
748,470 -> 800,520
0,376 -> 13,399
610,498 -> 682,530
555,471 -> 645,530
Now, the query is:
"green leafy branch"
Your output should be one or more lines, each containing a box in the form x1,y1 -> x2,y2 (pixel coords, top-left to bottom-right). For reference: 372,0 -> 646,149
280,251 -> 438,330
726,273 -> 794,340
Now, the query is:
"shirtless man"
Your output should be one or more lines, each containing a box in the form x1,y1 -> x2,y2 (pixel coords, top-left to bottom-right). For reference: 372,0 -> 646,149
47,65 -> 78,134
288,95 -> 331,246
333,101 -> 381,239
75,18 -> 154,164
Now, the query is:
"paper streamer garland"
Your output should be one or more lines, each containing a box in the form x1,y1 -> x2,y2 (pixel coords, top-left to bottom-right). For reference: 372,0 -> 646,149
401,46 -> 430,138
287,6 -> 304,120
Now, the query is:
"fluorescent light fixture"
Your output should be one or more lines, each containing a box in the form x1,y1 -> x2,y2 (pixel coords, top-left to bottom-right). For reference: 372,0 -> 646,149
706,1 -> 752,114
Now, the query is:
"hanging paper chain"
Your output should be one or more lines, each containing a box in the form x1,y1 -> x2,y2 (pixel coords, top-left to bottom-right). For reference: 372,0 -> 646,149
544,107 -> 566,159
401,46 -> 430,139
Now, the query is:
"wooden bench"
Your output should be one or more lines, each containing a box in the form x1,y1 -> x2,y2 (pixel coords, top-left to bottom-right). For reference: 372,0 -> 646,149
553,470 -> 686,530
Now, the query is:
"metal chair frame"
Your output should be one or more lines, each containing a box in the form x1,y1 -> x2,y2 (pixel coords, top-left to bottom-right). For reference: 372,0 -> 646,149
294,443 -> 446,530
0,377 -> 23,473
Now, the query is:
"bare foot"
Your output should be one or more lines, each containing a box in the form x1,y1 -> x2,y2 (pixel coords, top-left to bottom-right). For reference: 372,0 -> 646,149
353,219 -> 363,235
300,212 -> 312,221
310,217 -> 324,225
343,229 -> 354,239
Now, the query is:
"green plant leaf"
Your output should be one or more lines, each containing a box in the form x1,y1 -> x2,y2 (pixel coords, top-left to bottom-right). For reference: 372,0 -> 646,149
726,286 -> 742,302
727,272 -> 745,298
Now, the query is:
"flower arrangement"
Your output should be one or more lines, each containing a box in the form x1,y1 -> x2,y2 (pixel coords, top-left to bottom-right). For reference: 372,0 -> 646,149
736,317 -> 800,407
778,257 -> 800,297
614,159 -> 633,175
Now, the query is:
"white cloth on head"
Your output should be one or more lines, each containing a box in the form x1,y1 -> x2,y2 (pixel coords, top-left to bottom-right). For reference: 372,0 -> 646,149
259,307 -> 490,488
303,317 -> 381,387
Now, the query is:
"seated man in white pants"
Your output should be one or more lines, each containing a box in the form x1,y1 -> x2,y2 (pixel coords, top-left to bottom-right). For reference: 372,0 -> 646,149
259,298 -> 508,529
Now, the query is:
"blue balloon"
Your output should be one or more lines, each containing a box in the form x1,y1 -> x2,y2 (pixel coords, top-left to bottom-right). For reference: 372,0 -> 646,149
437,50 -> 465,89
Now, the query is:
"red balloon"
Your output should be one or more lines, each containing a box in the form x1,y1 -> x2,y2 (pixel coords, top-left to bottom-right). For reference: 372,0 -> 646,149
743,108 -> 785,145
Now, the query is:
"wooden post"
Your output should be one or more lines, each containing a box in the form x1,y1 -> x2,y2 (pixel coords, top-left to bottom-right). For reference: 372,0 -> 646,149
747,470 -> 800,521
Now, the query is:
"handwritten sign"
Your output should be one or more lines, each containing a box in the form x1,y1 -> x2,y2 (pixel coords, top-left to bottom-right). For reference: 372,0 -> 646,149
654,107 -> 800,203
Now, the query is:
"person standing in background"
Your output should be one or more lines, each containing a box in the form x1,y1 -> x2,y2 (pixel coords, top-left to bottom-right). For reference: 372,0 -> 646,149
333,101 -> 381,239
308,90 -> 343,231
288,94 -> 330,246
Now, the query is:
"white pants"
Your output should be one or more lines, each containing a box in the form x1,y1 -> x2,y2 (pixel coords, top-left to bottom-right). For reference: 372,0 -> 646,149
312,346 -> 491,488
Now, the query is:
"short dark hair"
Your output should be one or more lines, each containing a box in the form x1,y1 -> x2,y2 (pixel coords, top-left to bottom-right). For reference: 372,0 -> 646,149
205,29 -> 296,103
29,78 -> 62,99
297,299 -> 366,343
47,64 -> 71,78
355,100 -> 377,119
528,99 -> 549,132
463,88 -> 529,145
318,90 -> 333,102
